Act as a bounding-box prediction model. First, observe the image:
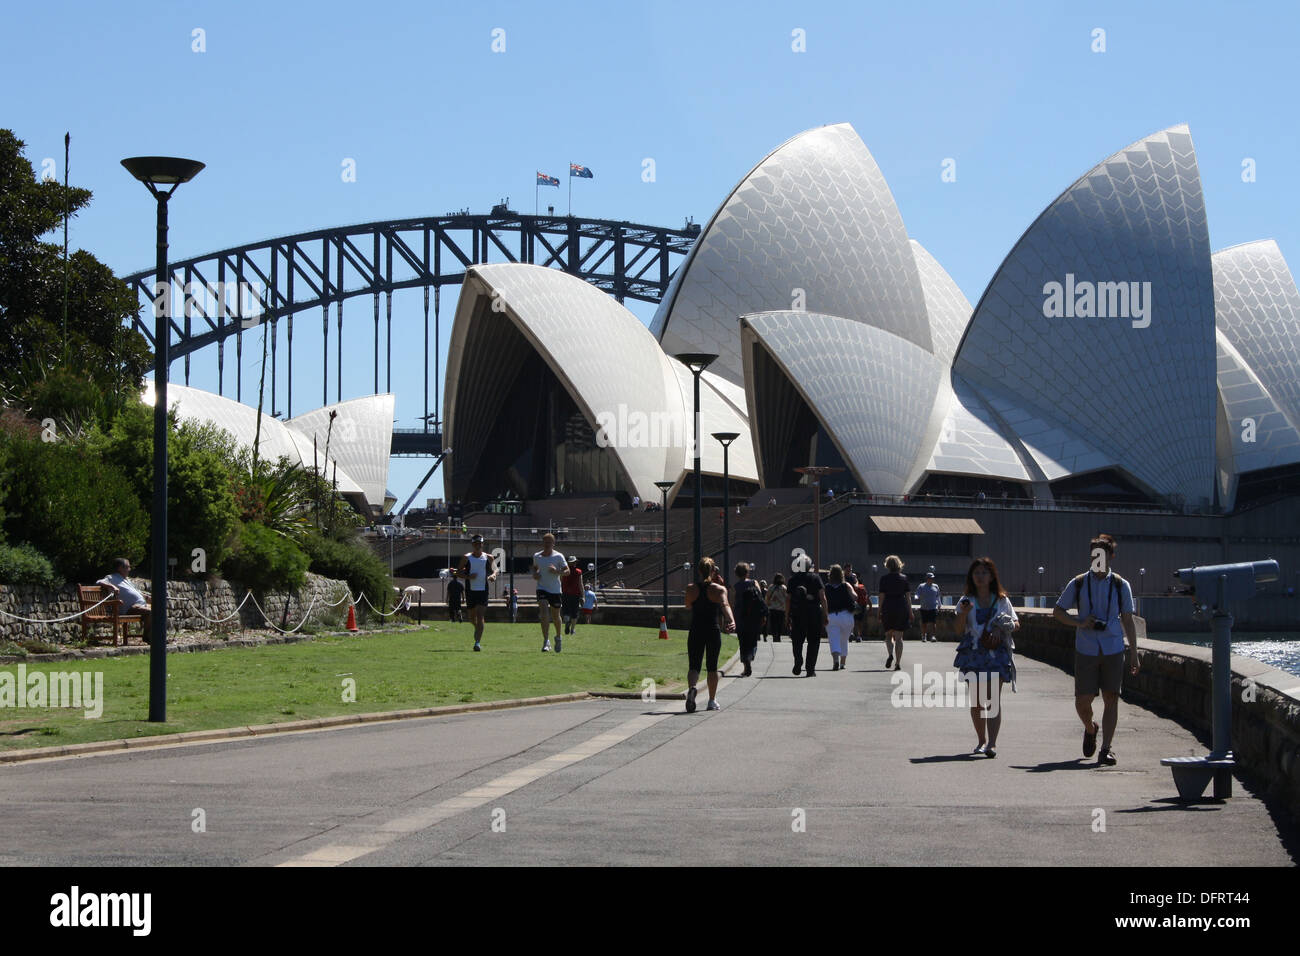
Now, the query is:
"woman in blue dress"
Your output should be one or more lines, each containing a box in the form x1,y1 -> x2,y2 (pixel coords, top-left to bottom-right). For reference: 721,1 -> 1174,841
951,557 -> 1019,758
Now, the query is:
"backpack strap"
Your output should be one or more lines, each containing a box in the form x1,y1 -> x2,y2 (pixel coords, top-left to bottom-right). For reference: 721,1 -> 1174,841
1072,573 -> 1088,608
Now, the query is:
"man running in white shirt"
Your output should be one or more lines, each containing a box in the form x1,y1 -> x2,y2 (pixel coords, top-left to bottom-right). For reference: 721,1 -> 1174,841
532,533 -> 569,652
457,534 -> 496,651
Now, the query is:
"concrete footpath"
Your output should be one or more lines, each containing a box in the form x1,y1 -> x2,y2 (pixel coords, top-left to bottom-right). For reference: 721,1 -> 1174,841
0,640 -> 1294,866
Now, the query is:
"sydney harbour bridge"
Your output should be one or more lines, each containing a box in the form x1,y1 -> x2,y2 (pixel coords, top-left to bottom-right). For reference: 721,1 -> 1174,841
123,208 -> 700,459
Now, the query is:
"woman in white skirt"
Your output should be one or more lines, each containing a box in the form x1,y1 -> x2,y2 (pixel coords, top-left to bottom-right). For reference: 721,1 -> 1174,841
824,565 -> 857,671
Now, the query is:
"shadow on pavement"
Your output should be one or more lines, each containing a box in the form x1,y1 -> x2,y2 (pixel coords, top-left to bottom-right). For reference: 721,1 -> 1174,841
1115,797 -> 1224,813
910,753 -> 992,764
1012,759 -> 1098,773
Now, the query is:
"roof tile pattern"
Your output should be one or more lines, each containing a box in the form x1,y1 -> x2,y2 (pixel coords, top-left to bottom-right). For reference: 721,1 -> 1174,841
654,123 -> 930,385
953,125 -> 1217,505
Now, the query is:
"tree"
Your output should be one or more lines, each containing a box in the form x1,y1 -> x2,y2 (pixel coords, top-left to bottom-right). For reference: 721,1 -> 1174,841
0,129 -> 152,421
91,399 -> 241,572
0,428 -> 148,582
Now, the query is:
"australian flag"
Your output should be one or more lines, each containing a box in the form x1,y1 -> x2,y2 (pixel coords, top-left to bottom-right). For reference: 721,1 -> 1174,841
569,163 -> 594,179
537,172 -> 560,187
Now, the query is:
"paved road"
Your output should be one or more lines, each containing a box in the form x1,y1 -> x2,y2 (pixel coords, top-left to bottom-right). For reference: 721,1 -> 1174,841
0,639 -> 1294,866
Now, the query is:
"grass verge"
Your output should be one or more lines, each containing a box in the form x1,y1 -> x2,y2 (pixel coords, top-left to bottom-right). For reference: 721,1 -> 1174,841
0,622 -> 729,750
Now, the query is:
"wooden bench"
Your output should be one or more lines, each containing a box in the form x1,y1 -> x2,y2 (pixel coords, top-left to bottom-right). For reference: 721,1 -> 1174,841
78,585 -> 146,646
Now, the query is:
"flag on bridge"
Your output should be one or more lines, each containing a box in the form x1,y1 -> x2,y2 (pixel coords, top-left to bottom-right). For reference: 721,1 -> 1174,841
537,172 -> 560,187
569,164 -> 594,179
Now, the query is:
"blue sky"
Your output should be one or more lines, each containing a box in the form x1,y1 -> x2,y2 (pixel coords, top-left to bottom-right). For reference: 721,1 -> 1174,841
3,0 -> 1297,501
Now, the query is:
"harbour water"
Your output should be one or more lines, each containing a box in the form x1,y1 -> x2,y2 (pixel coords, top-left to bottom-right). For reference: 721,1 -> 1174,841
1157,631 -> 1300,678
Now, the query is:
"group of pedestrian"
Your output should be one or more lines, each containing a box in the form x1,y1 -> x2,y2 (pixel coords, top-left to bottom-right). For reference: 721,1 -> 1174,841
447,532 -> 597,652
675,533 -> 1143,769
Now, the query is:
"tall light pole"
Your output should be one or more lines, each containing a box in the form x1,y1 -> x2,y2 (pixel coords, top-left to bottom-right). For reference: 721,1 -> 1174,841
674,353 -> 717,569
1139,567 -> 1146,614
122,155 -> 204,724
1037,566 -> 1045,605
795,465 -> 843,571
655,480 -> 674,623
713,432 -> 739,589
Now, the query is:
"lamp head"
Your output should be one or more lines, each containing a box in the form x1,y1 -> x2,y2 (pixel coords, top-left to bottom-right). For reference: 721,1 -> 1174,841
121,156 -> 204,195
711,431 -> 741,446
673,352 -> 718,374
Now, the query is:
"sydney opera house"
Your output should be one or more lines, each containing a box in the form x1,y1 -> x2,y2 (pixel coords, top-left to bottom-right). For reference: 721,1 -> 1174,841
145,382 -> 397,516
444,123 -> 1300,516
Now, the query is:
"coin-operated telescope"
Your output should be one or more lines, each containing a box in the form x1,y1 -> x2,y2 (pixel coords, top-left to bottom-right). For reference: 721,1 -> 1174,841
1173,560 -> 1279,607
1162,559 -> 1279,800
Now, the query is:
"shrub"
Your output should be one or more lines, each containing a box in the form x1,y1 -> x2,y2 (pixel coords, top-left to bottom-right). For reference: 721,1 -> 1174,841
220,521 -> 310,594
300,532 -> 391,610
0,541 -> 60,587
92,400 -> 240,570
0,431 -> 147,582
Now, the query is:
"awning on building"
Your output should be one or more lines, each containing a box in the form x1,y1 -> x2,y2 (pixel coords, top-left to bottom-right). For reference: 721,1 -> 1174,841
869,515 -> 984,534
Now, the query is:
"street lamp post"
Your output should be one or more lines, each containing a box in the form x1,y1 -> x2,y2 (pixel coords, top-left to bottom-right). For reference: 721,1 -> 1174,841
794,465 -> 843,571
490,495 -> 517,603
655,480 -> 674,624
673,353 -> 718,569
712,432 -> 739,590
1037,566 -> 1045,605
122,155 -> 204,724
1139,567 -> 1146,614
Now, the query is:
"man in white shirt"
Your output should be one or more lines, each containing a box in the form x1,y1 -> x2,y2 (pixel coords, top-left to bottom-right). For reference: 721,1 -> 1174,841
457,535 -> 496,651
533,532 -> 569,652
97,557 -> 151,636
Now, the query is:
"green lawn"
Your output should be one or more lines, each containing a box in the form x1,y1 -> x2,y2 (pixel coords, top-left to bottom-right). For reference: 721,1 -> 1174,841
0,622 -> 732,750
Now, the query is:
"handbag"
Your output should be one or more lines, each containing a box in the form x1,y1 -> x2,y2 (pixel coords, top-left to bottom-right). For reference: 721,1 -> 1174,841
979,620 -> 1003,650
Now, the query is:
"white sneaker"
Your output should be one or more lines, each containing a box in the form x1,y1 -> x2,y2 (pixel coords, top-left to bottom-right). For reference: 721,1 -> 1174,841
542,643 -> 550,652
706,699 -> 721,711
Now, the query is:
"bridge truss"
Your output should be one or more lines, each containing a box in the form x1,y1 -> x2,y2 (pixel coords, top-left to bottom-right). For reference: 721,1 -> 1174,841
123,211 -> 699,444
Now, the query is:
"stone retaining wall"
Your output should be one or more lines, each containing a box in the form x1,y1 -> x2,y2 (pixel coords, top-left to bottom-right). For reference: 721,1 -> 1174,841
0,573 -> 354,644
1013,610 -> 1300,823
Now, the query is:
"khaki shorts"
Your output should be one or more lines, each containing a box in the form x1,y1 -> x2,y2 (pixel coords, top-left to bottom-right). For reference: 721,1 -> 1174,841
1075,650 -> 1125,696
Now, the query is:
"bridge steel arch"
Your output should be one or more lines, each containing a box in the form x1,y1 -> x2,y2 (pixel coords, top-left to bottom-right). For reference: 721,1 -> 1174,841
123,212 -> 700,439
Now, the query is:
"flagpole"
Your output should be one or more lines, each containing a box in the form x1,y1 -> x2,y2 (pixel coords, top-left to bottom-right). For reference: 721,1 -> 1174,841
568,165 -> 572,217
535,179 -> 538,216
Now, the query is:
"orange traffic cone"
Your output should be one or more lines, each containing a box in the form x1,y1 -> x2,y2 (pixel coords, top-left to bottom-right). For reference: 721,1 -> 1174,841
658,616 -> 669,640
345,602 -> 359,632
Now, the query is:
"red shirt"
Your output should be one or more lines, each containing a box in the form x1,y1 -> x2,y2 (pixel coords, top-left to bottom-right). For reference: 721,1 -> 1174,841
561,567 -> 583,596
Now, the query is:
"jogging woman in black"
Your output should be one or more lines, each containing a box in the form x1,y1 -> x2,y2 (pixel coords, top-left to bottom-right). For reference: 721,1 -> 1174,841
684,556 -> 735,712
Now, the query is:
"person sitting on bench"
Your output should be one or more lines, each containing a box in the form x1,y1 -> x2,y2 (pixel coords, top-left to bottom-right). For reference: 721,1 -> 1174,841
97,557 -> 152,632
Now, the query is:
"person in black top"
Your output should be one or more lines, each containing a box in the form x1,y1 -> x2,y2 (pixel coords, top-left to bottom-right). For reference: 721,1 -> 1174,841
733,563 -> 765,677
786,559 -> 828,677
878,554 -> 912,671
684,557 -> 735,712
824,564 -> 857,671
446,573 -> 464,623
